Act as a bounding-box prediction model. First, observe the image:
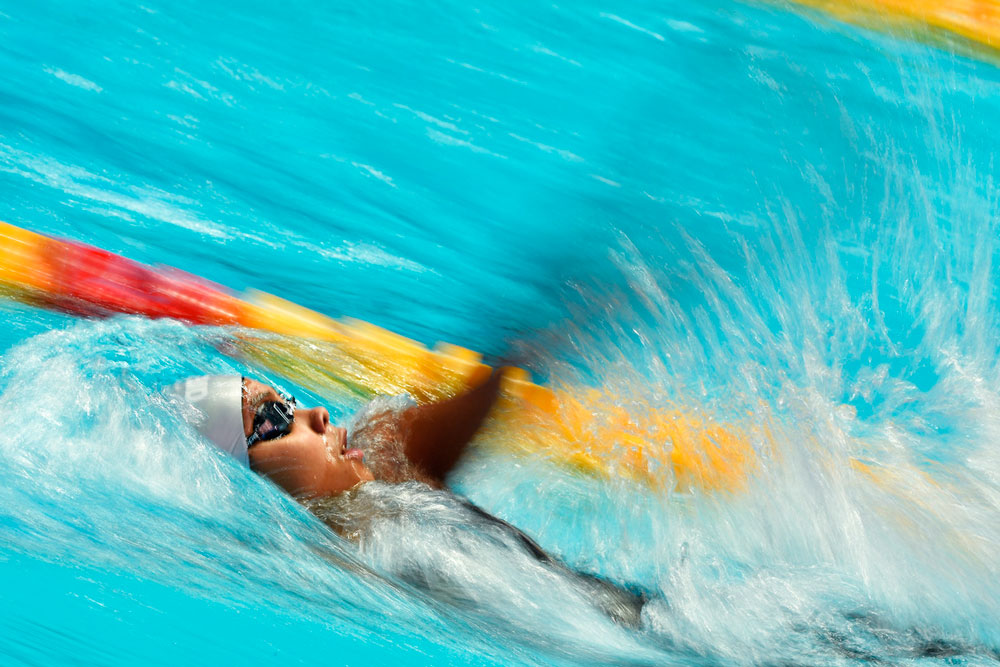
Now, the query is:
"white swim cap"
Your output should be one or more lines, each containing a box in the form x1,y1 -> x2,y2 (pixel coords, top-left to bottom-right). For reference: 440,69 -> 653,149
166,375 -> 248,465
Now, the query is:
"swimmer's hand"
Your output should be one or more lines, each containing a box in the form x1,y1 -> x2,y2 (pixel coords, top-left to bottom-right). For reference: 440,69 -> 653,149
396,369 -> 503,487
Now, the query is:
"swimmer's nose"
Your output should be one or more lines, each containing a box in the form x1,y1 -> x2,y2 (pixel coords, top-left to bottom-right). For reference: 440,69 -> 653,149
304,406 -> 330,434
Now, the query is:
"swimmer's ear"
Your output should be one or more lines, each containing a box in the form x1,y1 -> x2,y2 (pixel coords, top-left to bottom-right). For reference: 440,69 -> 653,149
396,368 -> 504,486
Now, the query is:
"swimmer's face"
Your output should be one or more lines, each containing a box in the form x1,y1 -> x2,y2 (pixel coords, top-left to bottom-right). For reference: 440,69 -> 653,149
241,378 -> 374,497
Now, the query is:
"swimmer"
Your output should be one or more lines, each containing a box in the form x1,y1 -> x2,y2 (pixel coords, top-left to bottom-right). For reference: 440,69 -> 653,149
169,372 -> 504,494
168,372 -> 645,627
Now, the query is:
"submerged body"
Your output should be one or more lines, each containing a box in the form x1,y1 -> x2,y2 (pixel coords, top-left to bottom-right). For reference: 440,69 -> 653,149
311,481 -> 645,629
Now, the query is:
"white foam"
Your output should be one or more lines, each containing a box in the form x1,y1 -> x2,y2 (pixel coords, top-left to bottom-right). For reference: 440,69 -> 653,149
43,67 -> 102,92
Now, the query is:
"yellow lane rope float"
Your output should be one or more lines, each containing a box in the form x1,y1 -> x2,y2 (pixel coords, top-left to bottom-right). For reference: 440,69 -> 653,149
790,0 -> 1000,54
0,220 -> 757,493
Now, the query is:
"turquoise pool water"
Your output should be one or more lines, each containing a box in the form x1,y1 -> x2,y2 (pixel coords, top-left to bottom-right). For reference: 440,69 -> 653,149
2,0 -> 1000,664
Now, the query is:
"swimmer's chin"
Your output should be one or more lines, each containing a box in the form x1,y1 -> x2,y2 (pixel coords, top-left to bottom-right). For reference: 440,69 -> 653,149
295,472 -> 372,500
345,456 -> 375,486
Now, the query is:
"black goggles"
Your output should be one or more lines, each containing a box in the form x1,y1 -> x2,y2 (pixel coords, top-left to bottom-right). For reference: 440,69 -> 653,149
247,396 -> 297,448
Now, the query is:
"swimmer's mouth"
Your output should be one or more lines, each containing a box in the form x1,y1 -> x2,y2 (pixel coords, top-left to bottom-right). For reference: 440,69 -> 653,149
328,426 -> 363,461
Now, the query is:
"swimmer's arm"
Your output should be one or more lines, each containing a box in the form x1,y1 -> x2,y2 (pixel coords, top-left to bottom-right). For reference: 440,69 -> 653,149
396,369 -> 502,486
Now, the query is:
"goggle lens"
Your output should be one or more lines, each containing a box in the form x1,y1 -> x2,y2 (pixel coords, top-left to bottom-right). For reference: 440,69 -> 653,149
247,396 -> 296,447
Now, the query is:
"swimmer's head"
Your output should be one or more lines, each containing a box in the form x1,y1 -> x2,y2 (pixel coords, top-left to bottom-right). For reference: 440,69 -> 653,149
167,375 -> 374,497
